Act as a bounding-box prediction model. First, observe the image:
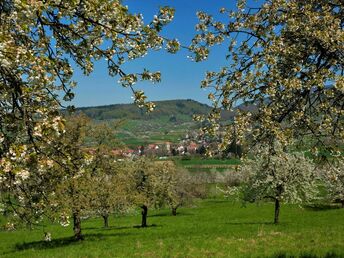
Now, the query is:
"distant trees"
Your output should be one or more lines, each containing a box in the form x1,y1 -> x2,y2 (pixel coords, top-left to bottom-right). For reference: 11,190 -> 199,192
222,141 -> 243,158
1,116 -> 201,236
197,145 -> 207,156
321,158 -> 344,208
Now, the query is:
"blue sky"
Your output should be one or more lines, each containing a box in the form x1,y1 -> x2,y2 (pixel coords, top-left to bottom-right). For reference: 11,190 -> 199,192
70,1 -> 238,107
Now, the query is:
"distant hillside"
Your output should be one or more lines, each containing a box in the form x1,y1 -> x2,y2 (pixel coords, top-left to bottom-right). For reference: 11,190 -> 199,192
76,99 -> 256,122
77,99 -> 213,122
71,99 -> 258,147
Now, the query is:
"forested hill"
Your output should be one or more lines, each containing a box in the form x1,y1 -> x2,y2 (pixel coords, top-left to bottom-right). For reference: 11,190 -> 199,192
76,99 -> 213,122
70,99 -> 257,146
75,99 -> 258,122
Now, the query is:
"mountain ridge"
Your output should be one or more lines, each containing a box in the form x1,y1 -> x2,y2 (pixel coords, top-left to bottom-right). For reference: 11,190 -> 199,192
76,99 -> 213,121
74,99 -> 256,122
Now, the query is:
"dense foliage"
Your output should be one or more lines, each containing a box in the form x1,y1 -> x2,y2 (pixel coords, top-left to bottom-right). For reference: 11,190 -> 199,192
191,0 -> 343,151
0,0 -> 175,193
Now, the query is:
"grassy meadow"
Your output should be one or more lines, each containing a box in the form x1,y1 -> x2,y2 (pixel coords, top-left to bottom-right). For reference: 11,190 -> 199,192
1,198 -> 344,258
177,158 -> 241,166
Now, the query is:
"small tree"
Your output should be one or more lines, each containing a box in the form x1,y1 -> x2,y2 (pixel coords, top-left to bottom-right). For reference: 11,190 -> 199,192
321,158 -> 344,208
128,158 -> 155,228
151,162 -> 197,216
90,158 -> 133,228
128,159 -> 192,226
51,114 -> 93,240
240,143 -> 318,224
86,122 -> 129,228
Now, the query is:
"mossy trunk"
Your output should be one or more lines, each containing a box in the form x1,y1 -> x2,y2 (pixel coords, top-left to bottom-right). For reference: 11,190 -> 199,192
274,198 -> 280,224
102,214 -> 109,228
73,212 -> 83,240
141,205 -> 148,227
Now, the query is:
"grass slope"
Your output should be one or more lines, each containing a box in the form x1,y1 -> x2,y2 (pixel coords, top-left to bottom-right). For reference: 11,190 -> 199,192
1,199 -> 344,258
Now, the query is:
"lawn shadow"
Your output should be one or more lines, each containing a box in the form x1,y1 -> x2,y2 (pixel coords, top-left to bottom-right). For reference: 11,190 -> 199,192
303,204 -> 342,211
203,199 -> 232,204
133,224 -> 162,229
15,236 -> 77,251
83,225 -> 133,230
13,232 -> 133,252
270,251 -> 343,258
150,212 -> 193,217
225,221 -> 274,226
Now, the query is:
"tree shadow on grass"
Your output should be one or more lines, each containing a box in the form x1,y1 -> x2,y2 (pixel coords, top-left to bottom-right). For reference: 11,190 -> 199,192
83,225 -> 133,230
150,212 -> 193,217
13,232 -> 133,252
133,224 -> 162,229
303,204 -> 342,211
225,221 -> 274,226
203,199 -> 232,204
270,251 -> 343,258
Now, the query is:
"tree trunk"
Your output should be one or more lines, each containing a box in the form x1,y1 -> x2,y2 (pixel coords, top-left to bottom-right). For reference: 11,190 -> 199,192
274,198 -> 280,224
73,212 -> 83,240
172,207 -> 177,216
141,205 -> 148,227
102,214 -> 109,228
341,200 -> 344,208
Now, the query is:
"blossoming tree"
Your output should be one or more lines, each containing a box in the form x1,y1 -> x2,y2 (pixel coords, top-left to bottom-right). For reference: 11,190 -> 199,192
0,0 -> 178,230
191,0 -> 343,150
321,158 -> 344,208
128,159 -> 191,227
51,114 -> 94,240
87,122 -> 131,228
239,143 -> 318,224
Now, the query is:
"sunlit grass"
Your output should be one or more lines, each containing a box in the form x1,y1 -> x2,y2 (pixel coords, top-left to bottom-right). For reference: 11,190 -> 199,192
1,199 -> 343,257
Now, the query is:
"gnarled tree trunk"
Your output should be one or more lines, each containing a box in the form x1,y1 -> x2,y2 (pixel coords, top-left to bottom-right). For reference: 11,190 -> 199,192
274,198 -> 280,224
73,212 -> 83,240
141,205 -> 148,227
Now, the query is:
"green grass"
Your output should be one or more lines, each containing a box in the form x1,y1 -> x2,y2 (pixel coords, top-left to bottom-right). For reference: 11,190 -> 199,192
1,199 -> 344,257
177,157 -> 241,166
185,167 -> 231,173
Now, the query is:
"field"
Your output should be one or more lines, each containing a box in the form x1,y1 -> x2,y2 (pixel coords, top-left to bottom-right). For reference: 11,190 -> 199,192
175,158 -> 241,173
1,198 -> 344,258
115,119 -> 197,147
